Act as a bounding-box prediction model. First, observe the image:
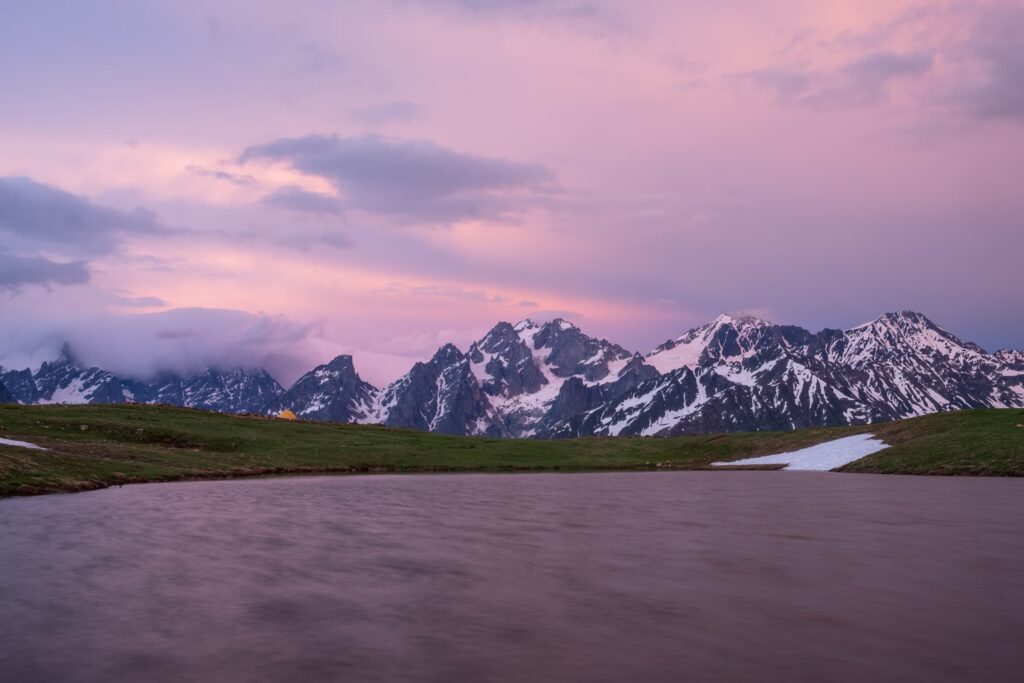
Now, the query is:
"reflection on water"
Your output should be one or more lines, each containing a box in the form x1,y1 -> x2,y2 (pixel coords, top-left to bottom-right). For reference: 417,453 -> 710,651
1,472 -> 1022,682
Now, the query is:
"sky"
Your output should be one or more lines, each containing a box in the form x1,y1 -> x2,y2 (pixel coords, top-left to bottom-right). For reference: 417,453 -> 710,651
1,0 -> 1022,386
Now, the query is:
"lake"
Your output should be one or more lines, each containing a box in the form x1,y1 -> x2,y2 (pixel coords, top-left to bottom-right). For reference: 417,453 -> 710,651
1,471 -> 1022,682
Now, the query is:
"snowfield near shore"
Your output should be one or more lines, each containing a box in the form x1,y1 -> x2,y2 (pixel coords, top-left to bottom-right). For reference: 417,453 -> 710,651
712,434 -> 889,471
0,437 -> 47,451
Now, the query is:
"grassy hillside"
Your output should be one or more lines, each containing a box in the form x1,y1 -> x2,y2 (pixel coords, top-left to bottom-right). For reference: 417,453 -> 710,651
838,408 -> 1024,476
1,404 -> 1022,496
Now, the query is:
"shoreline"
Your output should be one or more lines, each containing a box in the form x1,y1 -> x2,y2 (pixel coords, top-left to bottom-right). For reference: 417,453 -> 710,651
6,458 -> 1024,500
2,404 -> 1022,498
0,460 -> 793,499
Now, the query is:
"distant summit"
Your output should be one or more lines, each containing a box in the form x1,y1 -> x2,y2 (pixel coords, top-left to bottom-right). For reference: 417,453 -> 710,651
0,360 -> 281,414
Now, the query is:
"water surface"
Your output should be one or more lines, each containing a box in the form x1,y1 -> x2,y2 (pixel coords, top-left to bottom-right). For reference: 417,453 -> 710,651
2,472 -> 1022,682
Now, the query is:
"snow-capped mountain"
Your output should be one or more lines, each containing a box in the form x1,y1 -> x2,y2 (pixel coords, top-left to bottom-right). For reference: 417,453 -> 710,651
376,343 -> 504,436
465,319 -> 638,437
0,353 -> 282,415
122,368 -> 282,413
270,355 -> 377,423
3,311 -> 1022,438
363,311 -> 1022,437
614,310 -> 1024,435
32,357 -> 126,405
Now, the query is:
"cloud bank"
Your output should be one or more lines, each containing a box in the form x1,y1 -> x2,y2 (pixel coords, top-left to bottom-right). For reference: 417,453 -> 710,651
0,308 -> 321,385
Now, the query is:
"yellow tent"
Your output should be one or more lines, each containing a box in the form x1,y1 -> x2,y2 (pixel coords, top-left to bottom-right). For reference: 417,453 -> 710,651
277,409 -> 298,421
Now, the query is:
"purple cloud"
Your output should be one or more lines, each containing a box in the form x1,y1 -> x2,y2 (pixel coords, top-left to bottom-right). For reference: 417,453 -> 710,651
949,3 -> 1024,121
0,177 -> 164,255
0,251 -> 89,291
743,50 -> 933,108
0,308 -> 321,384
260,186 -> 346,216
240,134 -> 556,224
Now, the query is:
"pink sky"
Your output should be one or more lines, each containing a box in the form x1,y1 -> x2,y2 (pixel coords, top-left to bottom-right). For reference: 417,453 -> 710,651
1,0 -> 1022,385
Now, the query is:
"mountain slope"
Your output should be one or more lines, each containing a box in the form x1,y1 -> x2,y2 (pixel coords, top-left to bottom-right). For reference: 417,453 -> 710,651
0,368 -> 39,405
376,344 -> 504,436
31,356 -> 129,405
271,355 -> 378,422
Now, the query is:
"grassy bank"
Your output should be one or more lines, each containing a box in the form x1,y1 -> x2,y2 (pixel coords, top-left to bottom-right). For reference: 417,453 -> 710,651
1,404 -> 1022,497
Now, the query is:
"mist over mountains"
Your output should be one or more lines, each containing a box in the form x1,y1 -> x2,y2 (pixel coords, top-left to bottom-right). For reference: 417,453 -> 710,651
2,311 -> 1022,438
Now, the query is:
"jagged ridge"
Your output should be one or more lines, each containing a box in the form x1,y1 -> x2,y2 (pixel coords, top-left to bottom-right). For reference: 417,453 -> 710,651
2,311 -> 1022,438
1,351 -> 281,415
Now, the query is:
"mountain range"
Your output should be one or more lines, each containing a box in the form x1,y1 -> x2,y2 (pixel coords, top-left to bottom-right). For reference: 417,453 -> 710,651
3,311 -> 1022,438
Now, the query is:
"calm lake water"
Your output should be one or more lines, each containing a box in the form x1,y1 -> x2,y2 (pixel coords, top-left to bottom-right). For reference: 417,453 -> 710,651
2,472 -> 1023,682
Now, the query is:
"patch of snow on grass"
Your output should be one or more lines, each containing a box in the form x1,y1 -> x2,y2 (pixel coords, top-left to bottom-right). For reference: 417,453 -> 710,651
0,437 -> 47,451
711,433 -> 888,471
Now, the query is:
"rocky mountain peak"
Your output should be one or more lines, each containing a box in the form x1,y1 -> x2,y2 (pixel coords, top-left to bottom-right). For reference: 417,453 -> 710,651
431,343 -> 467,366
475,322 -> 523,354
322,354 -> 358,373
469,322 -> 546,400
532,318 -> 580,346
647,314 -> 782,373
513,318 -> 538,330
272,354 -> 377,423
840,310 -> 984,367
379,341 -> 501,437
710,313 -> 772,329
883,309 -> 933,324
37,354 -> 76,376
531,321 -> 631,380
860,310 -> 945,337
174,367 -> 283,413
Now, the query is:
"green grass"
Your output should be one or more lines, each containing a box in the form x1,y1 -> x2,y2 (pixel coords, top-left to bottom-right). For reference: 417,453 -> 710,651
838,408 -> 1024,476
0,404 -> 1022,497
